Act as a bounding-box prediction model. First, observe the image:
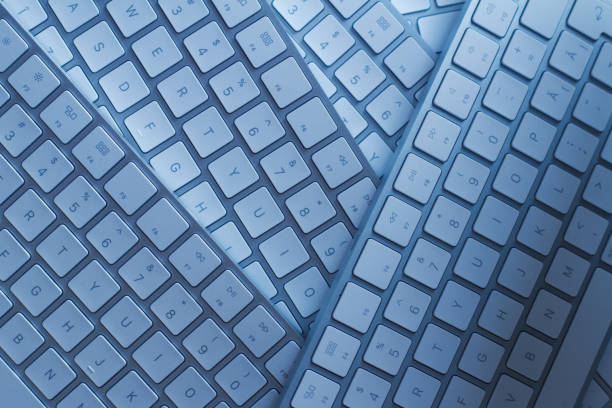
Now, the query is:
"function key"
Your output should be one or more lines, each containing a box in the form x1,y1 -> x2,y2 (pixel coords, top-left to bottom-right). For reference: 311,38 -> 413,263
8,55 -> 60,107
2,0 -> 47,31
211,0 -> 261,28
72,126 -> 125,180
0,19 -> 28,72
105,162 -> 157,216
353,2 -> 404,54
291,369 -> 339,408
201,270 -> 253,322
40,91 -> 92,144
312,325 -> 360,376
236,17 -> 287,68
472,0 -> 517,37
106,371 -> 158,407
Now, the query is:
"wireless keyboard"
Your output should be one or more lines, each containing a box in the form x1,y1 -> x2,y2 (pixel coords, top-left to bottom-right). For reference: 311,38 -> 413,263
0,7 -> 304,407
280,0 -> 612,406
2,0 -> 379,335
269,0 -> 438,177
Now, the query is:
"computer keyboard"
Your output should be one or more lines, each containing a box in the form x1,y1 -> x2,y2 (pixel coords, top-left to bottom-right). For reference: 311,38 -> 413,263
1,0 -> 380,335
0,7 -> 304,407
269,0 -> 438,177
279,0 -> 612,406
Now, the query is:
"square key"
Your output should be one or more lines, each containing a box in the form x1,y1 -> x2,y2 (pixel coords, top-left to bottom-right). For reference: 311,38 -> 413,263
287,97 -> 338,149
285,267 -> 329,317
151,283 -> 202,335
157,66 -> 208,118
87,212 -> 138,264
374,195 -> 421,247
286,182 -> 336,233
101,296 -> 152,348
363,325 -> 411,376
73,127 -> 125,179
424,196 -> 470,246
312,138 -> 363,189
312,325 -> 360,376
42,300 -> 93,352
266,341 -> 300,385
36,225 -> 87,277
41,91 -> 92,144
459,333 -> 504,383
75,336 -> 125,387
305,15 -> 354,66
235,102 -> 285,154
366,85 -> 412,136
413,111 -> 461,162
0,104 -> 42,157
434,281 -> 480,330
0,229 -> 29,281
105,162 -> 157,215
0,313 -> 44,364
260,142 -> 311,193
107,371 -> 158,408
99,62 -> 150,113
22,140 -> 73,193
106,0 -> 157,38
454,238 -> 499,288
236,17 -> 287,68
183,319 -> 235,370
454,28 -> 499,79
5,189 -> 56,242
119,248 -> 170,299
273,0 -> 324,31
234,305 -> 286,357
137,199 -> 189,251
165,367 -> 216,408
214,354 -> 266,406
384,281 -> 431,332
159,0 -> 209,33
208,146 -> 259,198
353,2 -> 404,54
404,238 -> 450,289
292,370 -> 339,408
49,0 -> 98,32
125,102 -> 174,153
209,62 -> 260,113
69,261 -> 120,312
394,153 -> 440,204
0,20 -> 28,72
184,107 -> 233,158
132,26 -> 182,78
262,57 -> 312,108
338,177 -> 376,228
26,348 -> 76,399
312,222 -> 352,273
234,187 -> 284,238
335,51 -> 385,101
184,22 -> 235,74
170,234 -> 221,286
74,22 -> 124,73
344,368 -> 390,408
394,367 -> 440,407
8,55 -> 60,108
54,176 -> 106,229
414,324 -> 460,374
202,270 -> 253,322
211,222 -> 252,263
433,69 -> 480,120
134,332 -> 184,383
483,70 -> 528,120
333,282 -> 380,333
517,206 -> 562,256
385,37 -> 434,89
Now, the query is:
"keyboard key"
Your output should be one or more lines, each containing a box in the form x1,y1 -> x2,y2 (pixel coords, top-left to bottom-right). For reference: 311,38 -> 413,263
43,300 -> 93,352
573,82 -> 612,132
473,195 -> 518,246
374,195 -> 421,247
150,142 -> 200,192
23,140 -> 73,192
517,206 -> 562,256
511,112 -> 556,162
183,318 -> 234,370
530,71 -> 575,121
234,305 -> 285,357
304,15 -> 354,66
235,102 -> 284,153
404,238 -> 450,289
502,29 -> 546,79
99,62 -> 150,113
414,111 -> 461,162
385,37 -> 434,88
118,248 -> 169,299
212,222 -> 251,263
444,153 -> 489,204
184,21 -> 234,74
434,280 -> 480,330
311,222 -> 351,273
169,234 -> 221,288
472,0 -> 517,37
458,333 -> 504,382
36,225 -> 87,277
133,27 -> 182,78
489,375 -> 533,408
11,263 -> 61,317
454,28 -> 499,78
5,189 -> 56,242
358,132 -> 394,177
106,0 -> 157,37
384,281 -> 431,332
483,70 -> 528,120
554,123 -> 598,173
415,323 -> 460,374
237,17 -> 286,68
521,0 -> 569,39
137,198 -> 189,250
478,290 -> 523,340
72,126 -> 125,180
312,325 -> 360,376
260,142 -> 310,193
394,367 -> 440,407
288,97 -> 338,148
344,368 -> 390,408
273,0 -> 323,31
35,25 -> 73,67
454,238 -> 499,287
366,85 -> 412,136
284,267 -> 328,317
0,19 -> 28,72
507,332 -> 552,381
335,50 -> 385,101
545,247 -> 590,297
134,331 -> 184,383
101,296 -> 152,348
424,196 -> 470,246
158,67 -> 208,118
550,30 -> 593,80
211,0 -> 261,28
26,348 -> 75,399
202,270 -> 253,322
210,62 -> 259,113
292,369 -> 339,408
151,283 -> 202,335
105,163 -> 157,215
313,138 -> 363,188
209,146 -> 259,198
439,376 -> 484,408
49,0 -> 98,32
527,290 -> 571,339
165,367 -> 216,407
54,176 -> 106,229
333,282 -> 380,333
363,325 -> 411,375
215,354 -> 266,405
86,212 -> 138,264
266,341 -> 299,385
337,177 -> 376,228
0,228 -> 29,281
41,91 -> 92,144
0,313 -> 44,364
107,371 -> 158,408
68,261 -> 120,312
493,154 -> 538,204
568,0 -> 612,40
0,104 -> 41,157
565,206 -> 608,255
497,248 -> 542,297
262,57 -> 312,108
73,22 -> 124,73
9,55 -> 59,108
535,164 -> 580,214
354,3 -> 403,53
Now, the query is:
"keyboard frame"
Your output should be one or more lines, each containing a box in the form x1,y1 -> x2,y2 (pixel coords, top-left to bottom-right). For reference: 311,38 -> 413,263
13,0 -> 380,335
280,0 -> 612,406
0,7 -> 303,407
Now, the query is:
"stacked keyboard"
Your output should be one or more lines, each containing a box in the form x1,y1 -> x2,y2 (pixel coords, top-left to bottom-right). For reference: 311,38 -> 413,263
1,0 -> 381,335
0,6 -> 303,407
280,0 -> 612,406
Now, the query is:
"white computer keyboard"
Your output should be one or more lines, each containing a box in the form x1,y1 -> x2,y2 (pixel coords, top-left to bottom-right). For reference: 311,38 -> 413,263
2,0 -> 380,335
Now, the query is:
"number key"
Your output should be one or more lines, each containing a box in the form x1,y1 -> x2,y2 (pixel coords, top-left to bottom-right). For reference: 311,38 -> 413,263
424,196 -> 470,246
151,283 -> 202,335
86,212 -> 138,264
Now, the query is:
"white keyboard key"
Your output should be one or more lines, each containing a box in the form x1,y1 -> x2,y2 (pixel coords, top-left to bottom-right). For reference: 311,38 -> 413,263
337,177 -> 376,228
439,376 -> 485,408
235,102 -> 284,153
454,238 -> 499,288
72,127 -> 125,180
535,164 -> 580,214
286,182 -> 335,233
434,69 -> 480,120
374,195 -> 421,247
358,132 -> 394,177
9,55 -> 60,108
312,222 -> 351,273
592,42 -> 612,88
497,248 -> 542,298
478,290 -> 523,340
132,26 -> 182,78
0,313 -> 44,364
364,325 -> 411,376
11,265 -> 61,317
169,233 -> 221,287
550,30 -> 593,80
352,239 -> 399,290
0,19 -> 28,72
237,17 -> 287,68
404,238 -> 450,289
26,348 -> 75,399
335,50 -> 385,101
288,97 -> 338,148
209,62 -> 259,113
463,112 -> 508,162
564,206 -> 608,255
202,270 -> 253,322
262,57 -> 312,108
308,62 -> 337,97
489,375 -> 533,408
414,111 -> 461,162
66,66 -> 97,102
35,26 -> 73,66
521,0 -> 569,39
583,164 -> 612,213
417,10 -> 461,52
354,3 -> 403,54
384,37 -> 434,88
545,247 -> 589,297
159,0 -> 209,32
5,189 -> 55,242
234,305 -> 285,357
184,21 -> 234,73
284,267 -> 329,317
3,0 -> 47,31
106,0 -> 157,37
54,176 -> 106,229
261,142 -> 310,193
394,153 -> 441,204
454,28 -> 499,78
333,97 -> 368,138
573,82 -> 612,132
107,371 -> 157,407
304,15 -> 354,66
165,367 -> 215,408
424,196 -> 470,246
212,222 -> 251,263
215,355 -> 267,406
99,62 -> 150,113
333,282 -> 380,333
473,195 -> 518,245
444,154 -> 489,204
414,323 -> 460,374
0,105 -> 41,157
493,154 -> 537,204
511,112 -> 556,162
312,137 -> 363,188
150,142 -> 200,191
86,212 -> 138,264
507,332 -> 552,381
183,319 -> 234,370
568,0 -> 612,40
124,102 -> 174,153
394,366 -> 440,407
43,300 -> 93,352
459,334 -> 504,384
41,91 -> 92,144
234,187 -> 284,238
183,108 -> 232,159
483,70 -> 528,120
74,22 -> 124,73
157,66 -> 208,118
68,261 -> 119,312
384,281 -> 431,332
344,368 -> 390,408
273,0 -> 323,31
151,283 -> 202,335
119,248 -> 169,300
527,290 -> 571,339
554,123 -> 598,172
137,198 -> 189,251
22,140 -> 73,193
502,29 -> 546,79
472,0 -> 517,37
531,71 -> 575,121
209,146 -> 259,198
0,229 -> 29,281
312,325 -> 360,376
36,225 -> 87,277
211,0 -> 261,28
434,280 -> 480,330
517,206 -> 561,256
291,370 -> 339,408
366,85 -> 412,136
